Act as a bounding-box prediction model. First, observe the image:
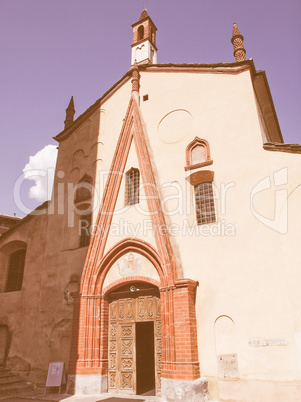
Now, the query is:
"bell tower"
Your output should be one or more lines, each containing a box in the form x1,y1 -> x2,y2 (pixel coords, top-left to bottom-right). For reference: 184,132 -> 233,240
131,9 -> 157,65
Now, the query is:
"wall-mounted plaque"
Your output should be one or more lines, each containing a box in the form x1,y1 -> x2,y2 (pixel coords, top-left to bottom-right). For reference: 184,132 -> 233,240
249,338 -> 288,347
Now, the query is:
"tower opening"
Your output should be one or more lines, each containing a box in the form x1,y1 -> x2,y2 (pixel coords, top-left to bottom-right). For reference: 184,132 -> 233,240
138,25 -> 144,40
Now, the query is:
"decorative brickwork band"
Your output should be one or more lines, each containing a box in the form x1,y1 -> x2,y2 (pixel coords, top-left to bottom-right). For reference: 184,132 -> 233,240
131,61 -> 140,93
231,22 -> 246,62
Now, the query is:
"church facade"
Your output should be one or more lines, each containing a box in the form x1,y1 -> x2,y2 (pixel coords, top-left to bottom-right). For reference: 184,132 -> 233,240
1,11 -> 301,402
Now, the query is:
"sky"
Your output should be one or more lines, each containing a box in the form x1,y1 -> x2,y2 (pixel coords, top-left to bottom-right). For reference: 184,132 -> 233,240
0,0 -> 300,217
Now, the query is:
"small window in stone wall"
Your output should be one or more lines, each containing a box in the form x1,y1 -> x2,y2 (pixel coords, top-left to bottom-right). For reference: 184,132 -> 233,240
191,144 -> 206,165
5,249 -> 26,292
151,29 -> 155,44
79,214 -> 92,248
185,137 -> 212,171
194,182 -> 216,225
125,168 -> 140,205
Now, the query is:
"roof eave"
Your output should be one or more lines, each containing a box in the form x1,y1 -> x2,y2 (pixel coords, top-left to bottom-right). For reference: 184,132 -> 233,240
132,16 -> 158,31
54,70 -> 132,143
54,59 -> 274,144
251,68 -> 284,143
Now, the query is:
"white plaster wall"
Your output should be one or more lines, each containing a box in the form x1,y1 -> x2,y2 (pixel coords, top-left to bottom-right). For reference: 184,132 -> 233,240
103,137 -> 158,255
82,69 -> 301,386
136,70 -> 301,384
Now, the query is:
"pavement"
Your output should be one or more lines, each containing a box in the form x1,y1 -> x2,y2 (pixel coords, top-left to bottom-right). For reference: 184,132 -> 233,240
0,387 -> 167,402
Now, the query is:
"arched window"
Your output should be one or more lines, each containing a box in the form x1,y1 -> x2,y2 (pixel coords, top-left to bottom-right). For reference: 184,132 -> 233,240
185,137 -> 212,171
138,25 -> 144,41
215,316 -> 239,379
125,168 -> 140,205
151,29 -> 155,44
5,249 -> 26,292
75,175 -> 93,204
191,144 -> 206,165
194,181 -> 216,225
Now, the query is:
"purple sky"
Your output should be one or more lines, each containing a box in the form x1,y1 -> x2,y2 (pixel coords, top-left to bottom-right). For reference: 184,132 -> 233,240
1,0 -> 300,217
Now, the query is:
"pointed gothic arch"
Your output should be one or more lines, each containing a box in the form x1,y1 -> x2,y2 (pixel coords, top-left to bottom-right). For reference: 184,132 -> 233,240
93,238 -> 166,293
103,276 -> 160,296
68,94 -> 201,395
185,137 -> 212,171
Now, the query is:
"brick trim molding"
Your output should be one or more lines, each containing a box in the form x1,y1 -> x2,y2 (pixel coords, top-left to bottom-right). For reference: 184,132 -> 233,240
102,275 -> 161,296
68,90 -> 201,387
186,170 -> 215,186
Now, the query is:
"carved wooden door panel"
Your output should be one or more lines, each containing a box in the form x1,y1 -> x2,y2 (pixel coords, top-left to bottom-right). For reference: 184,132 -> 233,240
136,295 -> 162,394
108,291 -> 161,395
108,298 -> 136,394
119,322 -> 135,393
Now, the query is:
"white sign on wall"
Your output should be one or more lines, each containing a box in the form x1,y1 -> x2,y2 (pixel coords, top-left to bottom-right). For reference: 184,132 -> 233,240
45,361 -> 66,394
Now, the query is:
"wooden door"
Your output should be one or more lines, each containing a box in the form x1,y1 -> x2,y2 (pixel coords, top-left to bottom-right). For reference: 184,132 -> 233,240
136,295 -> 162,394
108,298 -> 136,394
108,287 -> 161,395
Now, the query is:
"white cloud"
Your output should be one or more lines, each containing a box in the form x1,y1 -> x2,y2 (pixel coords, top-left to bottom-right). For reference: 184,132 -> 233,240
23,144 -> 58,202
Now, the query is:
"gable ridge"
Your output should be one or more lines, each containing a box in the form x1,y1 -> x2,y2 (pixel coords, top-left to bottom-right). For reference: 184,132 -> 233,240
81,95 -> 178,295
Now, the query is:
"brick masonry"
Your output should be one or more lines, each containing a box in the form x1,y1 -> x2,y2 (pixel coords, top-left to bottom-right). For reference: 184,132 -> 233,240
68,80 -> 202,387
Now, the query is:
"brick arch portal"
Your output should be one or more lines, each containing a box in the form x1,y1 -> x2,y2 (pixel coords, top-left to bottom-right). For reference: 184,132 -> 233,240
67,95 -> 201,395
68,238 -> 200,395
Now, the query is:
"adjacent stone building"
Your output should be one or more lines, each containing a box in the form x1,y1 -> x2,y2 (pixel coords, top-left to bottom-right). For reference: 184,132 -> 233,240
0,215 -> 21,236
1,10 -> 301,402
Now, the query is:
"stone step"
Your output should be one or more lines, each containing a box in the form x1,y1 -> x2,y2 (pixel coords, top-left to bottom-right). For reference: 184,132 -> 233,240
0,369 -> 11,379
0,367 -> 33,397
0,381 -> 33,396
0,375 -> 24,385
